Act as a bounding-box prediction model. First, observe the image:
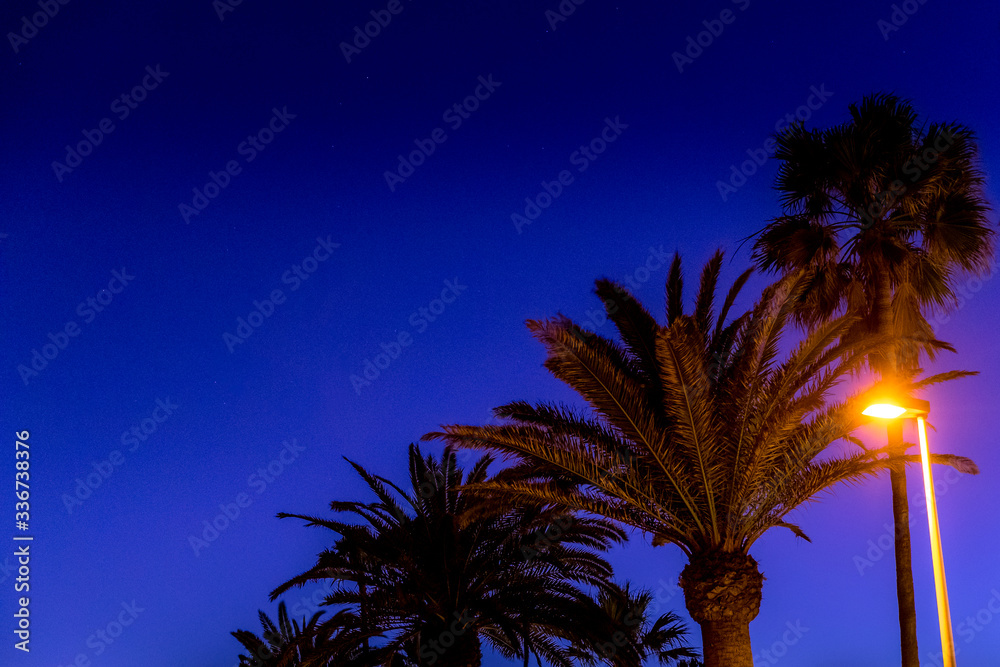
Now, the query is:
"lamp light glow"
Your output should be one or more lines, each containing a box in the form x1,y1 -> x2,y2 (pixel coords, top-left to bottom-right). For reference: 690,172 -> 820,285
861,403 -> 908,419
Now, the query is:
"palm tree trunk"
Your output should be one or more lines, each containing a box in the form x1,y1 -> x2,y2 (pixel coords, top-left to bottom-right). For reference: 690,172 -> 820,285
699,619 -> 753,667
877,274 -> 920,667
439,632 -> 482,667
889,419 -> 920,667
679,551 -> 762,667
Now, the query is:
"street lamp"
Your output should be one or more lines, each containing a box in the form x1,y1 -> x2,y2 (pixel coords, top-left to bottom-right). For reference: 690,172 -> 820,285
863,391 -> 956,667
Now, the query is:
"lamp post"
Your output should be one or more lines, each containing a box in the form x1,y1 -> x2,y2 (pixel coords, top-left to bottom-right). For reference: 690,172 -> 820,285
862,392 -> 956,667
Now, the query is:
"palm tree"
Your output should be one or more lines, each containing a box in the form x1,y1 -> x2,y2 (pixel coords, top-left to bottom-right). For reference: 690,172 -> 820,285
424,252 -> 948,666
751,93 -> 994,666
582,581 -> 702,667
231,601 -> 368,667
269,444 -> 625,667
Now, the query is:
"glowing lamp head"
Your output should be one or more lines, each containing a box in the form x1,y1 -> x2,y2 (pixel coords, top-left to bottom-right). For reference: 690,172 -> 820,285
862,403 -> 908,419
860,384 -> 929,419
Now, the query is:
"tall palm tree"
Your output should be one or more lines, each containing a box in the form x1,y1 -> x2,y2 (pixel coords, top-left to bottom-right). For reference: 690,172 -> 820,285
270,444 -> 625,667
582,581 -> 702,667
751,93 -> 994,666
424,253 -> 971,667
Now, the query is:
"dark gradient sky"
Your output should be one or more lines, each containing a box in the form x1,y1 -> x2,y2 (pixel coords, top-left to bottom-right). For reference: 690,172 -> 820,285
2,1 -> 1000,665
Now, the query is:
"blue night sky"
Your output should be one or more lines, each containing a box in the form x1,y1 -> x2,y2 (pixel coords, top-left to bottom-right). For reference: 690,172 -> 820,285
2,1 -> 999,665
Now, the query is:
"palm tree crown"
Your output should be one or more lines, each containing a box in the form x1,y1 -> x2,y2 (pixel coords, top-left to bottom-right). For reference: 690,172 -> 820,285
428,253 -> 882,556
752,92 -> 994,370
231,601 -> 366,667
584,581 -> 702,667
270,444 -> 625,667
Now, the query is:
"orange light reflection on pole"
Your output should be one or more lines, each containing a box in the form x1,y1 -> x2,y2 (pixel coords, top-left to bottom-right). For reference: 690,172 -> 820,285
916,416 -> 956,667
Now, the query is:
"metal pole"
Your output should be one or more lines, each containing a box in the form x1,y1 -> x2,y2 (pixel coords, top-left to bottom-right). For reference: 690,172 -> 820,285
916,416 -> 956,667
